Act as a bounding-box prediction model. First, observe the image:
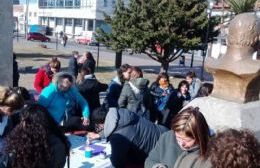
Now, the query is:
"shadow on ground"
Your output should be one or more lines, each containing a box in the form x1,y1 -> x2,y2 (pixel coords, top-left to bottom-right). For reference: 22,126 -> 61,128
139,65 -> 213,81
16,53 -> 70,59
19,67 -> 68,74
95,66 -> 115,73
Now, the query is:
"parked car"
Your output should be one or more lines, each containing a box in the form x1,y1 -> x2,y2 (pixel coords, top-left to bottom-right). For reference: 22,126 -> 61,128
27,32 -> 50,42
74,31 -> 98,46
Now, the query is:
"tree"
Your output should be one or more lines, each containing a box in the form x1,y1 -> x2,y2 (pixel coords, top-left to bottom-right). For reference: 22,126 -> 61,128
226,0 -> 257,14
96,0 -> 216,72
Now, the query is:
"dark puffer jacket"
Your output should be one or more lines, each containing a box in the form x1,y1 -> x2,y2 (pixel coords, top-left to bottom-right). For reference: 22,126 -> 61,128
104,108 -> 168,168
77,74 -> 108,113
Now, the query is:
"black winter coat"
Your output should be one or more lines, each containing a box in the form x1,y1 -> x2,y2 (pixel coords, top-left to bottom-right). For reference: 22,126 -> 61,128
77,75 -> 108,113
104,108 -> 168,167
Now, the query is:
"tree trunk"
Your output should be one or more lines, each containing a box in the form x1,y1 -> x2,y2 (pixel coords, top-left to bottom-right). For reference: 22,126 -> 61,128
160,61 -> 169,73
190,50 -> 194,68
115,51 -> 122,69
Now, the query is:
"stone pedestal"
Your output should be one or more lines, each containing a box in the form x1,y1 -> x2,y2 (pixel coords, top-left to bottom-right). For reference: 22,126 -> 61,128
0,1 -> 13,86
186,97 -> 260,140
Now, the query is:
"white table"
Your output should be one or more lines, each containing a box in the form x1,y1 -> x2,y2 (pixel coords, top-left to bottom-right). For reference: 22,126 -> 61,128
65,134 -> 112,168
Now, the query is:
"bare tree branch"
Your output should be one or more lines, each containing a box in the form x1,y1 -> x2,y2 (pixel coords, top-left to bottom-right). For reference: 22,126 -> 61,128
144,51 -> 160,62
169,49 -> 183,61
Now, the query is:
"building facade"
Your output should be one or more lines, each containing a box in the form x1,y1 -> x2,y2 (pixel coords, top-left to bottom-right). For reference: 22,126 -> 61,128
37,0 -> 117,36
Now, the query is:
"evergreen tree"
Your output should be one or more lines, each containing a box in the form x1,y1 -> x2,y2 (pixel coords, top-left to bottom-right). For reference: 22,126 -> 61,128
96,0 -> 216,72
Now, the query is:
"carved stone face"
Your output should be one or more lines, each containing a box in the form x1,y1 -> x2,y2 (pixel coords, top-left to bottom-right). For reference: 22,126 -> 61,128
228,13 -> 259,47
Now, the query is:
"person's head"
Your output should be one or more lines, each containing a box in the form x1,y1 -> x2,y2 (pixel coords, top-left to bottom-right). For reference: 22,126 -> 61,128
72,51 -> 79,58
83,51 -> 94,60
172,106 -> 210,158
76,66 -> 92,85
130,66 -> 143,80
81,64 -> 92,75
178,80 -> 189,95
49,57 -> 61,74
91,107 -> 109,132
54,72 -> 74,92
196,83 -> 213,97
5,103 -> 70,168
117,64 -> 132,83
186,71 -> 196,84
208,129 -> 260,168
156,72 -> 170,88
13,87 -> 31,102
0,86 -> 24,116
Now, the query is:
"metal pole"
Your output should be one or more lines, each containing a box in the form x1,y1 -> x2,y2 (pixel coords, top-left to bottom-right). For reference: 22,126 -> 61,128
56,33 -> 58,50
16,18 -> 19,42
201,9 -> 211,81
25,0 -> 29,39
97,42 -> 100,68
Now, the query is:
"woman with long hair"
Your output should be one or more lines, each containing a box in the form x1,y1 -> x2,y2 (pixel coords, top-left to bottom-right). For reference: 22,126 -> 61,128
145,106 -> 211,168
5,103 -> 70,168
0,86 -> 24,152
149,72 -> 174,126
103,64 -> 132,108
167,80 -> 191,122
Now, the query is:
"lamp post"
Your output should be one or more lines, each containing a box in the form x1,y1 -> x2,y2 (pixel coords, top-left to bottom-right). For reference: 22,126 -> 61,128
201,1 -> 214,81
25,0 -> 29,39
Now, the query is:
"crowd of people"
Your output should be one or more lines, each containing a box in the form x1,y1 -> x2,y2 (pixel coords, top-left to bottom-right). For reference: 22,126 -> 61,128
0,51 -> 259,168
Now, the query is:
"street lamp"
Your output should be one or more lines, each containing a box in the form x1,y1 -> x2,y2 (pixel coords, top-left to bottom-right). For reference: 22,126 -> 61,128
25,0 -> 29,39
201,1 -> 214,81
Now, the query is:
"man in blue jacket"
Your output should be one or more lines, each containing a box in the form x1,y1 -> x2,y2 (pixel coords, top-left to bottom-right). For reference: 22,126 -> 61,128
38,72 -> 90,130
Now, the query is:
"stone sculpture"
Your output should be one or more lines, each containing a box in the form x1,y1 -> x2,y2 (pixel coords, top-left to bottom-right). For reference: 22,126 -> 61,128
206,13 -> 260,103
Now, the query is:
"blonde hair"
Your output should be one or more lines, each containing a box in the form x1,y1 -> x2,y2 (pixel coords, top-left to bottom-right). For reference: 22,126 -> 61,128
0,86 -> 24,111
172,107 -> 209,158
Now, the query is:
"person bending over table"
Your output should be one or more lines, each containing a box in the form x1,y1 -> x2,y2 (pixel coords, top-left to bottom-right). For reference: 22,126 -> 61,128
88,107 -> 168,168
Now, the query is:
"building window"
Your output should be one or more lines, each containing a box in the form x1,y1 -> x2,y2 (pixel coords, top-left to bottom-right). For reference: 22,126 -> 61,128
39,0 -> 47,8
86,0 -> 93,7
112,0 -> 115,5
49,17 -> 55,22
74,0 -> 80,7
96,20 -> 105,29
56,18 -> 63,25
65,18 -> 72,26
56,0 -> 64,7
74,19 -> 82,27
34,12 -> 37,17
47,0 -> 55,7
29,12 -> 32,17
87,19 -> 93,31
65,0 -> 73,8
104,0 -> 107,7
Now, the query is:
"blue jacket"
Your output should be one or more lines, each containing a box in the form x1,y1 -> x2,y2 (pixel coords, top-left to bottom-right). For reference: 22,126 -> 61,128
38,83 -> 89,123
105,77 -> 123,108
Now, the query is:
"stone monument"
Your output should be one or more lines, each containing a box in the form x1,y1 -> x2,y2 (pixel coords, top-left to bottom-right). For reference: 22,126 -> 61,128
0,1 -> 13,86
186,13 -> 260,139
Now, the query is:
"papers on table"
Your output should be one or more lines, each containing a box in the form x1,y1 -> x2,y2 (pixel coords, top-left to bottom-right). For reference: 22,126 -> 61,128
65,134 -> 112,168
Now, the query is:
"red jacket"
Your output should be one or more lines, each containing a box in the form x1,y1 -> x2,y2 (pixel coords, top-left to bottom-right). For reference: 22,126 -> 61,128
34,67 -> 52,93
